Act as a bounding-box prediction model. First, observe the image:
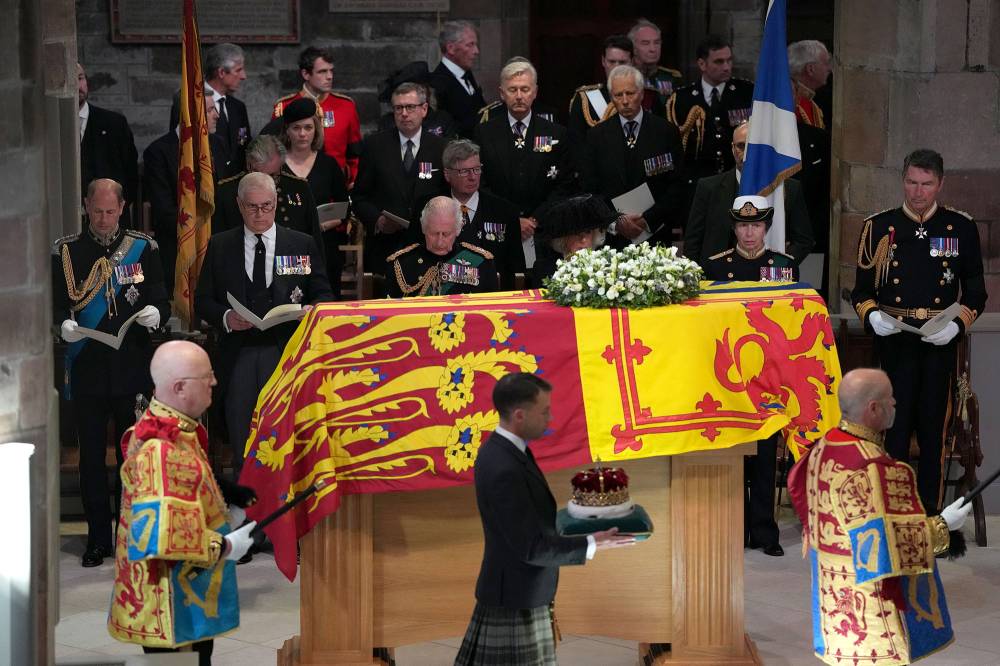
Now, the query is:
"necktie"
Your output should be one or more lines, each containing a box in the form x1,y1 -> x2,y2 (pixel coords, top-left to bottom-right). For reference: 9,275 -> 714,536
252,234 -> 266,292
461,71 -> 475,95
513,121 -> 525,148
460,204 -> 471,227
403,139 -> 415,172
710,87 -> 720,108
625,120 -> 638,148
218,96 -> 229,120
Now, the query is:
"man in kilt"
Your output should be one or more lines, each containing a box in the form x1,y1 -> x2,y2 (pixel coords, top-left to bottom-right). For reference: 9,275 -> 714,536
455,373 -> 635,665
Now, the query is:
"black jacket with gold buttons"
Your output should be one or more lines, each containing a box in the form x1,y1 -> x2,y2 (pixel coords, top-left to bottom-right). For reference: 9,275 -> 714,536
703,246 -> 798,282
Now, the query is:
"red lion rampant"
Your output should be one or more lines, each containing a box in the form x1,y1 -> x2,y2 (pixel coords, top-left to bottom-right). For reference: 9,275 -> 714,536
828,586 -> 868,646
714,300 -> 834,452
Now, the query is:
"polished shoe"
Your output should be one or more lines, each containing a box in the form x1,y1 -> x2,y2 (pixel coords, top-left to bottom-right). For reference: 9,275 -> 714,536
82,545 -> 111,567
762,543 -> 784,557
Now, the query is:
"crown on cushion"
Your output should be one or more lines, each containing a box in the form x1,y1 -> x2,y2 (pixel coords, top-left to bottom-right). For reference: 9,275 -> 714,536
570,463 -> 630,507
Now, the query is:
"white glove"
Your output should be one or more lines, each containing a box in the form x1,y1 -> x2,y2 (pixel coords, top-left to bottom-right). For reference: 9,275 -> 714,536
135,304 -> 161,329
223,520 -> 257,561
922,321 -> 959,346
940,497 -> 973,531
227,505 -> 247,529
60,319 -> 84,342
869,311 -> 901,337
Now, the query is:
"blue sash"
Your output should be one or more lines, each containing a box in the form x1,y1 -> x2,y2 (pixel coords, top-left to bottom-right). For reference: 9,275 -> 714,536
63,237 -> 146,399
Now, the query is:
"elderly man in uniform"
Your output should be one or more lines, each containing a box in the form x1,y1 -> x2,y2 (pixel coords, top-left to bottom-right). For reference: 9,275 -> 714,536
788,368 -> 972,665
428,20 -> 486,139
566,35 -> 634,142
583,64 -> 684,249
851,148 -> 987,513
195,172 -> 332,483
628,18 -> 683,116
107,341 -> 256,665
387,196 -> 497,297
212,135 -> 324,254
204,43 -> 251,179
273,46 -> 362,186
475,59 -> 577,273
684,122 -> 814,266
55,178 -> 171,567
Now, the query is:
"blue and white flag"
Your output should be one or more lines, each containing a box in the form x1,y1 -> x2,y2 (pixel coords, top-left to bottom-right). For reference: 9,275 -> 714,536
739,0 -> 801,253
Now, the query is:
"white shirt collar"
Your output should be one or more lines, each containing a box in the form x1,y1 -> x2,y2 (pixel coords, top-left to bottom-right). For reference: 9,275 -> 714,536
206,83 -> 225,104
735,168 -> 742,184
618,109 -> 643,129
244,222 -> 277,243
399,127 -> 422,152
441,56 -> 467,81
243,222 -> 277,285
79,102 -> 90,141
701,78 -> 726,101
453,190 -> 480,216
508,111 -> 532,130
494,425 -> 527,454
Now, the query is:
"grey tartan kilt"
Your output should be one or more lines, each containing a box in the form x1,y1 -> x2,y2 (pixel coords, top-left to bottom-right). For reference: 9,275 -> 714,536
454,602 -> 556,665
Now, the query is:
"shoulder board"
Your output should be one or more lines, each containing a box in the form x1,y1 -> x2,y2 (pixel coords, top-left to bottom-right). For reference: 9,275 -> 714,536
657,66 -> 682,78
673,81 -> 698,92
864,206 -> 896,222
386,243 -> 420,263
52,233 -> 80,251
708,248 -> 734,260
217,171 -> 246,186
125,229 -> 158,250
477,101 -> 502,124
460,241 -> 494,260
574,84 -> 601,93
329,91 -> 355,102
943,205 -> 973,220
774,250 -> 795,261
731,77 -> 755,86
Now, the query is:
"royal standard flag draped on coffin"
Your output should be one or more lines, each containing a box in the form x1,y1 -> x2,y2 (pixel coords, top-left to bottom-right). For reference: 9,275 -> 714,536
240,283 -> 841,580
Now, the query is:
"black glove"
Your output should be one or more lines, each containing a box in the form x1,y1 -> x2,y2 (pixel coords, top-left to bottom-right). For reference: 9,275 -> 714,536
215,474 -> 258,508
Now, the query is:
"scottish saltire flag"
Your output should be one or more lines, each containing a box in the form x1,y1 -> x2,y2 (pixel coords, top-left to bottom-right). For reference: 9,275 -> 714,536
739,0 -> 801,252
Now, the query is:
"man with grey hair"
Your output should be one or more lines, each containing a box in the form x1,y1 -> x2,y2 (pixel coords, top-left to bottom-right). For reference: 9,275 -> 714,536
428,20 -> 486,138
387,195 -> 497,297
788,40 -> 831,129
583,64 -> 684,249
196,170 -> 332,488
627,18 -> 683,116
204,43 -> 251,176
212,135 -> 324,255
354,82 -> 448,276
475,59 -> 576,277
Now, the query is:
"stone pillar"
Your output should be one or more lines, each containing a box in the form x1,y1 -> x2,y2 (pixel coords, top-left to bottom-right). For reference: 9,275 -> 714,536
831,0 -> 1000,312
1,1 -> 56,663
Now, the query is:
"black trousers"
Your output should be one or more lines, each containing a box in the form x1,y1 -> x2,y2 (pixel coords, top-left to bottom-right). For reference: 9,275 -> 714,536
745,433 -> 780,547
875,333 -> 956,513
225,343 -> 282,478
144,640 -> 213,665
73,393 -> 136,550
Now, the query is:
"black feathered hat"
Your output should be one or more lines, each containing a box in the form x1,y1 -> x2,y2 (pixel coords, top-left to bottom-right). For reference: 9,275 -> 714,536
535,195 -> 617,241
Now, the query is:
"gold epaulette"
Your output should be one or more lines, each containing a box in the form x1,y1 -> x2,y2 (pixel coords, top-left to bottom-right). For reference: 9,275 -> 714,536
125,229 -> 158,251
386,243 -> 419,263
708,248 -> 733,260
217,171 -> 246,186
943,205 -> 973,220
272,92 -> 298,117
329,91 -> 355,102
460,241 -> 493,260
657,65 -> 682,78
478,101 -> 502,124
52,232 -> 80,253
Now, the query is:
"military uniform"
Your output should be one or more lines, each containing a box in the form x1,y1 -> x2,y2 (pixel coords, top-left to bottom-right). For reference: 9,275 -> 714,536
642,65 -> 683,116
54,226 -> 171,555
212,171 -> 325,257
566,83 -> 617,141
792,79 -> 825,129
851,203 -> 987,512
273,88 -> 362,185
667,78 -> 754,179
703,247 -> 798,282
387,241 -> 498,298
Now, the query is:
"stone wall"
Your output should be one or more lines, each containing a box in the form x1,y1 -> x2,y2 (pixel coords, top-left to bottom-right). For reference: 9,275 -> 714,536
832,0 -> 1000,312
77,0 -> 528,156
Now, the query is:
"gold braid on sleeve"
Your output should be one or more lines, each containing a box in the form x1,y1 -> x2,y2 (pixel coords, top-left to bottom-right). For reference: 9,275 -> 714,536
856,219 -> 891,288
61,245 -> 114,314
677,106 -> 707,155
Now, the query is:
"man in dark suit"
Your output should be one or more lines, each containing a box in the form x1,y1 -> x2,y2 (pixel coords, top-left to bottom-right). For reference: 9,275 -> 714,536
195,172 -> 332,479
441,138 -> 523,289
428,20 -> 486,139
212,135 -> 324,256
204,43 -> 251,180
54,179 -> 170,567
583,65 -> 685,249
456,373 -> 635,664
352,82 -> 448,275
78,64 -> 139,228
684,122 -> 814,267
475,59 -> 577,273
143,88 -> 228,292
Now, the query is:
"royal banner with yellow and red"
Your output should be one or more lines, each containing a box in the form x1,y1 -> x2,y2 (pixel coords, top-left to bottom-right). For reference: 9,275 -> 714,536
241,283 -> 842,579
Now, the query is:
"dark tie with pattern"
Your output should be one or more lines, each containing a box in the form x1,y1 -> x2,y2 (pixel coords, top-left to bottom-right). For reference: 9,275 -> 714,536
462,71 -> 476,95
513,121 -> 525,148
403,139 -> 415,172
460,204 -> 471,227
625,120 -> 638,148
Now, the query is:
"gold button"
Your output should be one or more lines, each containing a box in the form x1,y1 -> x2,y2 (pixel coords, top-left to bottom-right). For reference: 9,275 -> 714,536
947,224 -> 953,230
943,261 -> 949,267
934,297 -> 941,304
891,243 -> 897,249
768,259 -> 774,265
895,297 -> 902,303
726,257 -> 732,262
727,272 -> 734,278
889,226 -> 895,231
892,260 -> 899,267
940,280 -> 945,286
893,278 -> 900,284
897,315 -> 904,321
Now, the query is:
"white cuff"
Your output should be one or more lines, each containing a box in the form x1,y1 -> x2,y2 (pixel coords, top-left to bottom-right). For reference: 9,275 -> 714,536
222,308 -> 233,333
585,535 -> 596,560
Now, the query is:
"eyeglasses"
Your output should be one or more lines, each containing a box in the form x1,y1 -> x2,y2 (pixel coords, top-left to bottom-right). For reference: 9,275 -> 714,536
392,103 -> 425,114
178,371 -> 216,383
445,166 -> 483,177
240,200 -> 276,214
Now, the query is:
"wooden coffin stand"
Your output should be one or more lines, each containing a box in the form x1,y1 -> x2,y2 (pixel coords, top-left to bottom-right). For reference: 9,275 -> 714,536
278,444 -> 762,665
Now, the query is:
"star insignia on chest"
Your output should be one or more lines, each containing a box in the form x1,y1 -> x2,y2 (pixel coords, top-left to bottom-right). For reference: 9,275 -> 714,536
915,226 -> 927,239
125,284 -> 140,306
942,268 -> 954,284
